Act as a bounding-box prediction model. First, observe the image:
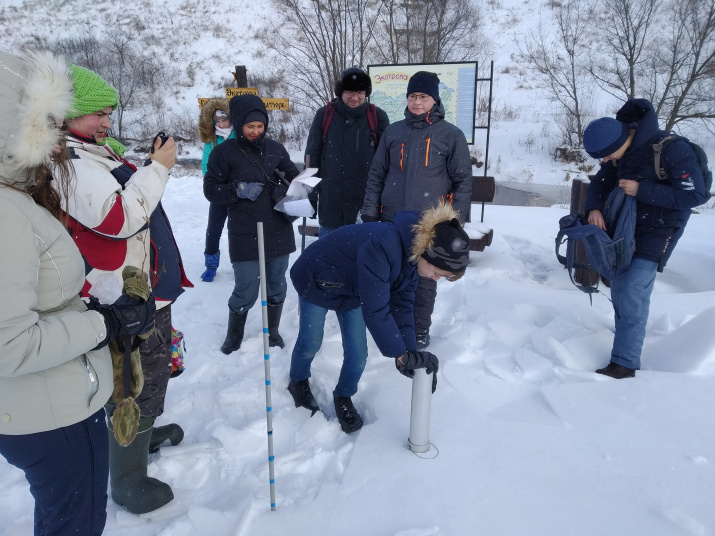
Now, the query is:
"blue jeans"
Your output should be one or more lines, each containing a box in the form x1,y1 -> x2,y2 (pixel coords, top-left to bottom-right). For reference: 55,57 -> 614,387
204,203 -> 228,255
609,257 -> 658,369
0,408 -> 109,536
290,297 -> 368,397
228,254 -> 289,313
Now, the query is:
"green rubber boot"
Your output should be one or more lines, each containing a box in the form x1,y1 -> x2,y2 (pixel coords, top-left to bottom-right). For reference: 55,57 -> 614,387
108,416 -> 174,514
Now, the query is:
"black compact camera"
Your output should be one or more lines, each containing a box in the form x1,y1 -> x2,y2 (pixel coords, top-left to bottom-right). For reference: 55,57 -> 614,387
150,131 -> 169,153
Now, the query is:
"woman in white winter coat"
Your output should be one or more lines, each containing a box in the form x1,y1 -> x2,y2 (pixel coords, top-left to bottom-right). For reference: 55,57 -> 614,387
0,50 -> 154,536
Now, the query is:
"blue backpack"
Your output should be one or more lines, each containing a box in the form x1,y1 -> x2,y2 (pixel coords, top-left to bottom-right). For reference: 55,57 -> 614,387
555,187 -> 637,301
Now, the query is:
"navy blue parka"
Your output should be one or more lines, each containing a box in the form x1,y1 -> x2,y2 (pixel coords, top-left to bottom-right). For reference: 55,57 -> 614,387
290,211 -> 420,357
585,98 -> 707,268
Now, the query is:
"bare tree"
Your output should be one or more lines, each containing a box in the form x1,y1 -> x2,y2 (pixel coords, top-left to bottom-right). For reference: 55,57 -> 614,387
373,0 -> 489,64
261,0 -> 384,110
587,0 -> 662,101
646,0 -> 715,130
519,1 -> 595,146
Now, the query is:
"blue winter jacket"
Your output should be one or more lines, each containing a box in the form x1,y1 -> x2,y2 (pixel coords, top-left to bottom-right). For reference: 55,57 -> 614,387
585,98 -> 707,267
290,211 -> 420,357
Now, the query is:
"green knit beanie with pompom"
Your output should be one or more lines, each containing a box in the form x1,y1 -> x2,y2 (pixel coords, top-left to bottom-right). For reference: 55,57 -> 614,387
66,64 -> 118,119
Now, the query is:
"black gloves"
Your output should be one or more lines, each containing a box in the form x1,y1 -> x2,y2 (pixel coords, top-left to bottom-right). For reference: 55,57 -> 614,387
88,294 -> 156,350
395,350 -> 439,392
361,214 -> 379,223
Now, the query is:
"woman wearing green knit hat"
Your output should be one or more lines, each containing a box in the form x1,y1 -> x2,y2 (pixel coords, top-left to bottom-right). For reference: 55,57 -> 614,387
58,64 -> 193,515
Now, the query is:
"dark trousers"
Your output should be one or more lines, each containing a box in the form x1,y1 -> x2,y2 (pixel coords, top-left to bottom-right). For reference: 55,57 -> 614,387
0,408 -> 109,536
136,305 -> 173,417
414,275 -> 437,335
204,202 -> 228,255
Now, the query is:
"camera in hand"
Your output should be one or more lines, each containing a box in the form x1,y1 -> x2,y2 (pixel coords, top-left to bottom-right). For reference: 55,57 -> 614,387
150,131 -> 169,153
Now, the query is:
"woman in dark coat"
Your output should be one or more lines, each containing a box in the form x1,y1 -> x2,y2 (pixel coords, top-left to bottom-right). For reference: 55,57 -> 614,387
204,94 -> 300,353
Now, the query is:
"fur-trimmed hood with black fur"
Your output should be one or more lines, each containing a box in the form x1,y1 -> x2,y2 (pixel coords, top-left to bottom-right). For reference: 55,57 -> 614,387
0,50 -> 73,187
198,97 -> 230,144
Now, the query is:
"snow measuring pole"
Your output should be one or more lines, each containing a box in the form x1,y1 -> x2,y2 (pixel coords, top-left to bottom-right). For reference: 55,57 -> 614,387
257,222 -> 277,510
408,369 -> 433,453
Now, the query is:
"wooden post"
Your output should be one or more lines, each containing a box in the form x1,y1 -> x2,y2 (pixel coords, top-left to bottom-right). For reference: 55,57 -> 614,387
234,65 -> 247,88
570,178 -> 600,287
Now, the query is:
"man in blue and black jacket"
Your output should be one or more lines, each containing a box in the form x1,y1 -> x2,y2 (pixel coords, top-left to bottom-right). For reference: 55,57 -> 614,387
288,204 -> 470,433
583,98 -> 708,379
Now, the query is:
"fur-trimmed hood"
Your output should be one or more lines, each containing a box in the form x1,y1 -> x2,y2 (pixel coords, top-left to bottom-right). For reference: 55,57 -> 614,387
410,203 -> 463,263
198,97 -> 230,144
0,50 -> 73,188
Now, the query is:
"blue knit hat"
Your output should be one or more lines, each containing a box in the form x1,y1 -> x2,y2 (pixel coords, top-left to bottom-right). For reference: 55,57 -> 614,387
406,71 -> 440,102
583,117 -> 630,159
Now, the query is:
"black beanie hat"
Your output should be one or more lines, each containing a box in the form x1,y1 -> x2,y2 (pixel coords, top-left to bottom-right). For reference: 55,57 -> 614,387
334,67 -> 372,98
407,71 -> 440,102
243,110 -> 267,126
583,117 -> 630,159
421,218 -> 470,273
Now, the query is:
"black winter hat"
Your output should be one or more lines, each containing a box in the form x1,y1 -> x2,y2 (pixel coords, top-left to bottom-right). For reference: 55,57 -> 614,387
334,67 -> 372,98
583,117 -> 630,159
407,71 -> 440,102
421,218 -> 470,273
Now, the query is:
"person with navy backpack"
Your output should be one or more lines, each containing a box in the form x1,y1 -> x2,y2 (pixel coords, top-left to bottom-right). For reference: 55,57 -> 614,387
304,67 -> 389,235
582,98 -> 708,379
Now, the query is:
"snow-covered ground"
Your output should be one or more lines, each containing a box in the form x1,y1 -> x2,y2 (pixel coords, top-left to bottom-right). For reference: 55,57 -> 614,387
2,173 -> 714,536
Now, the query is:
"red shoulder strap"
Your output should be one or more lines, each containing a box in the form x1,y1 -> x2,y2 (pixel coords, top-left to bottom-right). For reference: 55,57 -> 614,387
321,100 -> 338,144
366,104 -> 378,146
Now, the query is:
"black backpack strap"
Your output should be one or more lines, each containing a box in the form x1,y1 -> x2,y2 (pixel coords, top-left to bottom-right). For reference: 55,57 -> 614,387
653,135 -> 676,181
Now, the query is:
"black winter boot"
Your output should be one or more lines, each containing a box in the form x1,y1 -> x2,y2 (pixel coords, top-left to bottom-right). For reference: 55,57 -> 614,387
221,310 -> 248,354
267,301 -> 285,349
108,416 -> 174,514
149,423 -> 184,453
287,379 -> 319,415
333,395 -> 363,433
595,362 -> 636,379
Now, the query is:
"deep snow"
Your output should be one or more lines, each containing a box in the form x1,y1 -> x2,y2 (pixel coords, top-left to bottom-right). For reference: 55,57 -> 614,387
2,173 -> 714,536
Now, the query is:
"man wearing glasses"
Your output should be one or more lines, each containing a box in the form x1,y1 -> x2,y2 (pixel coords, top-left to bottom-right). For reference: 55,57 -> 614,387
360,70 -> 472,350
304,67 -> 389,236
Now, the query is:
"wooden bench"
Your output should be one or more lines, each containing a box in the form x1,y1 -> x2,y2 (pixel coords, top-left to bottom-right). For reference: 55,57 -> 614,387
298,175 -> 496,252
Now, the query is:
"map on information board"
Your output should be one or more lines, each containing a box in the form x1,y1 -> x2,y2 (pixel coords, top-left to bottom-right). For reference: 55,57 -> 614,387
367,62 -> 477,144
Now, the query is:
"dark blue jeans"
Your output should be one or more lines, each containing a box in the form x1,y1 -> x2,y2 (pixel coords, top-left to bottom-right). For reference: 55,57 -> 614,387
610,257 -> 658,369
0,408 -> 109,536
290,297 -> 368,397
204,202 -> 228,255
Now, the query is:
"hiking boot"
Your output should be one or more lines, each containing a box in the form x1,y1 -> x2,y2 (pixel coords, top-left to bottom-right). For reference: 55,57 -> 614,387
595,362 -> 636,379
416,333 -> 430,350
287,379 -> 319,415
149,423 -> 184,453
333,395 -> 363,434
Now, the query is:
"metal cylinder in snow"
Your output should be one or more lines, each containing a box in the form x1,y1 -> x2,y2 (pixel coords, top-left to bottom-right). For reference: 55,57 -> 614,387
408,369 -> 432,453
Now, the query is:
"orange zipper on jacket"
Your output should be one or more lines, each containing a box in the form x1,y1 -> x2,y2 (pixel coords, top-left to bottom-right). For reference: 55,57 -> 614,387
400,142 -> 405,171
425,137 -> 431,167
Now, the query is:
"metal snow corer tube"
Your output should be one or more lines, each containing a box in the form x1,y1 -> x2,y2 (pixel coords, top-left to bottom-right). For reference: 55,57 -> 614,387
408,369 -> 433,453
257,222 -> 277,511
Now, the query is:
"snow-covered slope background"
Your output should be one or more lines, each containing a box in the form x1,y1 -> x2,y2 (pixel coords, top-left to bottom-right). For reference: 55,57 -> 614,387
1,1 -> 714,535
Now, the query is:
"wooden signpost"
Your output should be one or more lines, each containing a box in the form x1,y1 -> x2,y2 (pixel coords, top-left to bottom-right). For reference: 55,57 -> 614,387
198,65 -> 289,111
